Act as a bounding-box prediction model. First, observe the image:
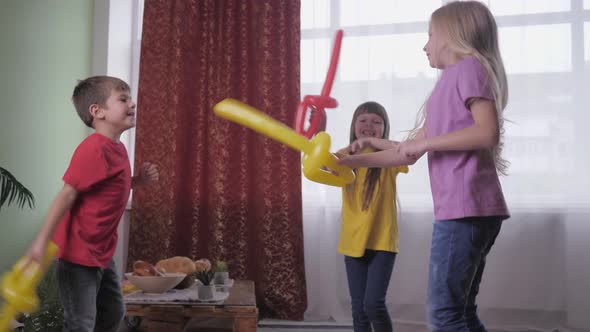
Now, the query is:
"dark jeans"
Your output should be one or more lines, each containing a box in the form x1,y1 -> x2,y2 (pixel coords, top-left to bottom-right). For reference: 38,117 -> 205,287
345,250 -> 396,332
427,217 -> 503,332
56,259 -> 125,332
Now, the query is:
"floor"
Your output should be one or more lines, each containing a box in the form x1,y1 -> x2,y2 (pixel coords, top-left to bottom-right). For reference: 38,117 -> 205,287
118,317 -> 590,332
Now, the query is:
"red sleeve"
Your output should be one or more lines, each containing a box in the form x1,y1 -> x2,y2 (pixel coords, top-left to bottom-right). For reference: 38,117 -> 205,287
63,139 -> 108,192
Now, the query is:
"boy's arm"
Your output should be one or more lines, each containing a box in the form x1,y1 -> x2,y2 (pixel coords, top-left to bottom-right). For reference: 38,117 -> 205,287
24,183 -> 78,265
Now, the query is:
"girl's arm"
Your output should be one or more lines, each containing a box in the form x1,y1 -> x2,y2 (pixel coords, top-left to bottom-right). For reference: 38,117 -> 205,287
399,99 -> 498,157
412,127 -> 426,140
367,138 -> 399,151
338,127 -> 426,168
348,137 -> 400,154
338,147 -> 418,168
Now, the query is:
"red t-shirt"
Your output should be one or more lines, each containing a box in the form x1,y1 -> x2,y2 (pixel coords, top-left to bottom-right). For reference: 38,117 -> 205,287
53,133 -> 131,268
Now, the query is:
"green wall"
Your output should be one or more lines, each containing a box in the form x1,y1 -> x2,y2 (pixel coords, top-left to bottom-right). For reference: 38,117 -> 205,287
0,0 -> 93,273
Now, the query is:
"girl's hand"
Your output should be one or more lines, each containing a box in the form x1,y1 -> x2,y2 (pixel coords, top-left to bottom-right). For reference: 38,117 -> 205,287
349,137 -> 374,154
398,139 -> 429,159
336,153 -> 354,166
333,151 -> 348,159
135,162 -> 159,186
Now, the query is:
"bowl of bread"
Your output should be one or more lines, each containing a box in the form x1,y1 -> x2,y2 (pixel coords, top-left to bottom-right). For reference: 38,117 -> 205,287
155,256 -> 197,289
125,260 -> 186,293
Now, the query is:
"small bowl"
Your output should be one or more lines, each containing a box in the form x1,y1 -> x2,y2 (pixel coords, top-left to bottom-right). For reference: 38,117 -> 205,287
124,272 -> 186,293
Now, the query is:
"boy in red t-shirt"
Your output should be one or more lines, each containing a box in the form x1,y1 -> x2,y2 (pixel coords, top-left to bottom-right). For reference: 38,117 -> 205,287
22,76 -> 158,332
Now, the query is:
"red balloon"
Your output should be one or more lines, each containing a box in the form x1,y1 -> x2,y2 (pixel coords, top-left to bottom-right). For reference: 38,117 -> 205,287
295,29 -> 343,139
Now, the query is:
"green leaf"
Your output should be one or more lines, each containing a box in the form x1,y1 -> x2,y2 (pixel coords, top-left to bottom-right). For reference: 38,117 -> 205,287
22,264 -> 64,331
0,167 -> 35,210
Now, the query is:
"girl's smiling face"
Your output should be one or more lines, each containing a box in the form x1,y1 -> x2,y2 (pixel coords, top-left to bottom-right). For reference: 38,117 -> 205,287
354,112 -> 385,139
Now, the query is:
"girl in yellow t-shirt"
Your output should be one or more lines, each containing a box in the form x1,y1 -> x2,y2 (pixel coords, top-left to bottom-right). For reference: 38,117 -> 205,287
336,101 -> 408,332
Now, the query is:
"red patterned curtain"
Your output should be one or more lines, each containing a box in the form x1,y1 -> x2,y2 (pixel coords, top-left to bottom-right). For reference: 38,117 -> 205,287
129,0 -> 306,320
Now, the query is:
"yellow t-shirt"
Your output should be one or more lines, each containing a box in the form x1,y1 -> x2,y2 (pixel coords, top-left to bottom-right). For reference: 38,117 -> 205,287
338,164 -> 408,257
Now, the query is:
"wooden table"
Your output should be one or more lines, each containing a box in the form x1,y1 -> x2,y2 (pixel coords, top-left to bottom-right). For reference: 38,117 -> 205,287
125,280 -> 258,332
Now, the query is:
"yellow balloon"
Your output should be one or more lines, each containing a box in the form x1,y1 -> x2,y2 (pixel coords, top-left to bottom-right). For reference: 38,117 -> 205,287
213,98 -> 355,187
0,242 -> 59,332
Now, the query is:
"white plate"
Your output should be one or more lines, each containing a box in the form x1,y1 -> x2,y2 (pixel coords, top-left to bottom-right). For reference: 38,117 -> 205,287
124,284 -> 229,304
214,278 -> 234,288
124,272 -> 186,293
195,278 -> 234,288
195,291 -> 230,303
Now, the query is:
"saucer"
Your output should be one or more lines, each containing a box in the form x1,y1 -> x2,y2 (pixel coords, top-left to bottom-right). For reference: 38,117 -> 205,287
213,278 -> 234,292
196,290 -> 230,302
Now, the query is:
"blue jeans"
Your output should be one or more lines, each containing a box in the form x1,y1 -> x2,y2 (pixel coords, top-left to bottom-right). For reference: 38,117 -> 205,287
56,259 -> 125,332
427,217 -> 503,332
345,250 -> 396,332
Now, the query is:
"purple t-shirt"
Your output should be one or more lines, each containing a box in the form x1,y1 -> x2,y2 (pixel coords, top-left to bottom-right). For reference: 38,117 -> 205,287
425,56 -> 509,221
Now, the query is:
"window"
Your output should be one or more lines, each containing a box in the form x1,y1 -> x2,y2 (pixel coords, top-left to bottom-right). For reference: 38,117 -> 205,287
339,0 -> 442,25
301,0 -> 331,29
488,0 -> 570,15
301,0 -> 590,208
500,24 -> 572,74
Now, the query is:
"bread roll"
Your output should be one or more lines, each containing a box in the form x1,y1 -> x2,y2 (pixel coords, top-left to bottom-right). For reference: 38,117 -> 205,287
194,258 -> 211,272
155,256 -> 196,275
133,260 -> 162,276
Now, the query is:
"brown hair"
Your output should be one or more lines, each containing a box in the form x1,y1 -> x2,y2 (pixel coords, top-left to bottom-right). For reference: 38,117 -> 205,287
72,76 -> 130,128
347,101 -> 390,211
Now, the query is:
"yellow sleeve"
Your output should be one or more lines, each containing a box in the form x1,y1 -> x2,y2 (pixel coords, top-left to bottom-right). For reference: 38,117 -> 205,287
396,165 -> 409,174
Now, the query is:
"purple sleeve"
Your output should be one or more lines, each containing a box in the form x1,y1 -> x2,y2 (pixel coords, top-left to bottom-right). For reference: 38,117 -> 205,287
457,57 -> 494,107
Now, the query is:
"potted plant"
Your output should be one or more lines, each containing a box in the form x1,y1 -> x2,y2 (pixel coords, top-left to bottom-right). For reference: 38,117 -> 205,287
20,268 -> 64,332
194,259 -> 215,299
0,167 -> 35,210
0,167 -> 63,331
213,261 -> 229,285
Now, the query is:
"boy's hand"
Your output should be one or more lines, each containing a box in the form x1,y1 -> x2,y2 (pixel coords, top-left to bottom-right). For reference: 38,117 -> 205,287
134,162 -> 159,187
20,237 -> 48,272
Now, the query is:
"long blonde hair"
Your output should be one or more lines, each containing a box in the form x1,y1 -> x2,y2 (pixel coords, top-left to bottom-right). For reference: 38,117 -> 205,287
410,1 -> 509,175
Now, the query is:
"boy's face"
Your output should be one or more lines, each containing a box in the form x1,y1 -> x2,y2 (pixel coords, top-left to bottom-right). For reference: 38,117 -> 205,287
97,89 -> 136,131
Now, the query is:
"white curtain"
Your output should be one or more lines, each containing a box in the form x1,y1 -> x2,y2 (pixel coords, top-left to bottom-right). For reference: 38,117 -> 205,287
301,0 -> 590,331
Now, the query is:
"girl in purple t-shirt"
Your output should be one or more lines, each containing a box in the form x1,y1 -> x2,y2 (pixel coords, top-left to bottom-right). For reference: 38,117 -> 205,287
339,1 -> 509,330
